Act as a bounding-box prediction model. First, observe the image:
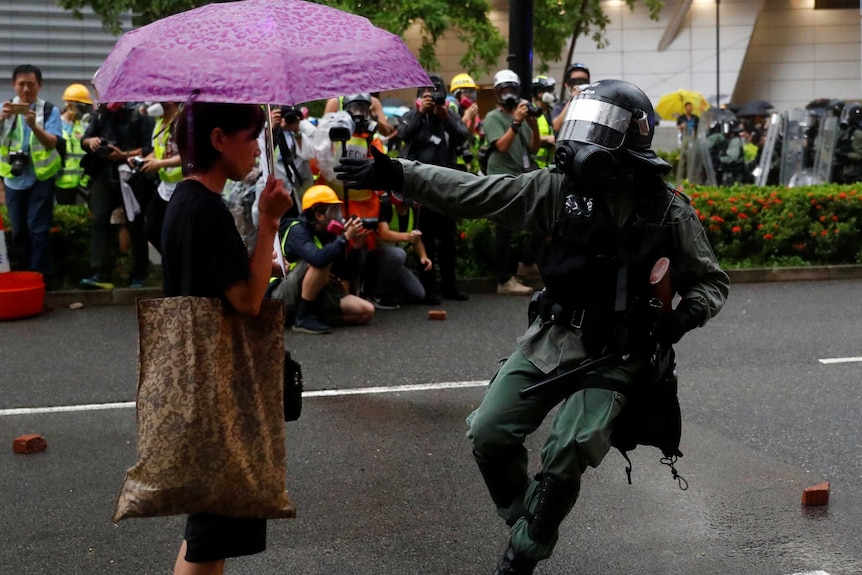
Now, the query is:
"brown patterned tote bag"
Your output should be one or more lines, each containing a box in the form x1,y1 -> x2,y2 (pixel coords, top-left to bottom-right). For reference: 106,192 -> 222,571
112,297 -> 296,522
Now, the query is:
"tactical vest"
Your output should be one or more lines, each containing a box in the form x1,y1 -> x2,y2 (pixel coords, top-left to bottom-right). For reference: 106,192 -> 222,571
153,117 -> 183,184
55,120 -> 85,189
539,179 -> 674,315
0,102 -> 62,181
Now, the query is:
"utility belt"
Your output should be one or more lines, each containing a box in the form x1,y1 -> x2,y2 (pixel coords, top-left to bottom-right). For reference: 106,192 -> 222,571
529,289 -> 617,333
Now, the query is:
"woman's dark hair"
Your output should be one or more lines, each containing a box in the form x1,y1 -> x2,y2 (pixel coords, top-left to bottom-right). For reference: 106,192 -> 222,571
174,102 -> 265,174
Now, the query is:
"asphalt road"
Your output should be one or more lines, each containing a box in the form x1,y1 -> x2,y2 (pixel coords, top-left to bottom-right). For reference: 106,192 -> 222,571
1,281 -> 861,575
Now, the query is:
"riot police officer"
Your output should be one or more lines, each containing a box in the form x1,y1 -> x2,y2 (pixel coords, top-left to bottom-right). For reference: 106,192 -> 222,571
335,79 -> 729,575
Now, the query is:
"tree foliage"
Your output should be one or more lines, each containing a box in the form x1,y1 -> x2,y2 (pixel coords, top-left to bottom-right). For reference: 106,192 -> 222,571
56,0 -> 663,76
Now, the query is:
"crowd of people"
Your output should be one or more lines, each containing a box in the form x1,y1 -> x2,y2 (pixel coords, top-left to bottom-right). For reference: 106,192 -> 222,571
3,60 -> 735,575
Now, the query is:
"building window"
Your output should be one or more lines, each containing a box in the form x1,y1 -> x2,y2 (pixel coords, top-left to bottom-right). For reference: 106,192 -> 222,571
814,0 -> 856,9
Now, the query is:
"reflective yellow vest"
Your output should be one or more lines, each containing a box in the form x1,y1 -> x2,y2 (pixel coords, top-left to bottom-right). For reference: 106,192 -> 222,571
0,103 -> 62,180
535,113 -> 553,169
55,120 -> 85,189
282,220 -> 322,273
153,117 -> 182,183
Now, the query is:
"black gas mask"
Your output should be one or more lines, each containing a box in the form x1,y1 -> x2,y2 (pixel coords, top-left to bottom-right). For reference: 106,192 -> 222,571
554,142 -> 618,184
497,84 -> 520,111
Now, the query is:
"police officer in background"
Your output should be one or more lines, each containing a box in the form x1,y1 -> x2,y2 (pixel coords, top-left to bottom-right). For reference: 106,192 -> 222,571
336,79 -> 729,575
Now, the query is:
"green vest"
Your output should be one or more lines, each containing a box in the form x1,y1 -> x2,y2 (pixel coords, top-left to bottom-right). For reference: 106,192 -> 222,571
153,117 -> 183,183
388,206 -> 414,246
534,113 -> 553,169
55,120 -> 85,189
0,103 -> 62,181
281,220 -> 323,273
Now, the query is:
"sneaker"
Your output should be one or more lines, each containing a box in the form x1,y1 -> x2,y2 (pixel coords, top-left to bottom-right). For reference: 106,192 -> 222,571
291,315 -> 332,334
497,277 -> 533,296
369,296 -> 400,310
516,262 -> 541,280
80,276 -> 115,290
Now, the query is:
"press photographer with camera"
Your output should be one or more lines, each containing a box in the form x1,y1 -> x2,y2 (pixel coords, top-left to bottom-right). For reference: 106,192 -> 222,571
483,69 -> 544,296
0,64 -> 64,278
269,185 -> 374,334
269,104 -> 312,218
398,73 -> 471,303
79,101 -> 154,289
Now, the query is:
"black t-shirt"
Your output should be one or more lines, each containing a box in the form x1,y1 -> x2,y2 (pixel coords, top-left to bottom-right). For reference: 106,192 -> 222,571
378,199 -> 412,233
161,179 -> 250,298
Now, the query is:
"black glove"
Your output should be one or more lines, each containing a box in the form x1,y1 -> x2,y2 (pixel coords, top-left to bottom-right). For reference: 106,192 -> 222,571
334,145 -> 404,192
651,299 -> 706,347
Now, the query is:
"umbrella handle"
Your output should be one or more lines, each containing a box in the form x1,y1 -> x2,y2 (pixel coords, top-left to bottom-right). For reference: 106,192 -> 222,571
264,103 -> 277,177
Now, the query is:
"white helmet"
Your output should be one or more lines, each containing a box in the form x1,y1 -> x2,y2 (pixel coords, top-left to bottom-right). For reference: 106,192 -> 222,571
493,69 -> 520,90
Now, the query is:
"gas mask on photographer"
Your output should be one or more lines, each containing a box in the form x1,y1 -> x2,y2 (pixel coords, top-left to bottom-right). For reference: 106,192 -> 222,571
555,79 -> 670,187
498,88 -> 519,112
324,204 -> 346,235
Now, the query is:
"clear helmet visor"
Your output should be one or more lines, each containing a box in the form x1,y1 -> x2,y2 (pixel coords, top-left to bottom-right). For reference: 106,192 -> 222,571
557,98 -> 632,150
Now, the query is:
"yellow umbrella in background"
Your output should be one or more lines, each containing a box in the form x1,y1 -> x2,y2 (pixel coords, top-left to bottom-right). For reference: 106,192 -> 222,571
655,89 -> 711,121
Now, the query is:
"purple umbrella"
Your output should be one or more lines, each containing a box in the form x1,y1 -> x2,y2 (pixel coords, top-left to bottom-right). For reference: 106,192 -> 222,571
93,0 -> 431,104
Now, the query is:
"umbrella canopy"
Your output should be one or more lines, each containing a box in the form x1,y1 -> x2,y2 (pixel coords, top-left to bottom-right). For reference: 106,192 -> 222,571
93,0 -> 431,105
737,100 -> 774,117
655,89 -> 710,121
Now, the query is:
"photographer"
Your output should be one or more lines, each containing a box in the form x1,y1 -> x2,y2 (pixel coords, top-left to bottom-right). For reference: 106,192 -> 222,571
270,104 -> 311,218
484,69 -> 543,296
398,74 -> 470,302
79,101 -> 154,289
270,185 -> 374,334
0,64 -> 64,278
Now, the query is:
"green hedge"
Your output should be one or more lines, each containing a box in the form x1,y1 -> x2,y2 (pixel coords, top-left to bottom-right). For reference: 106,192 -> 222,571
683,183 -> 862,268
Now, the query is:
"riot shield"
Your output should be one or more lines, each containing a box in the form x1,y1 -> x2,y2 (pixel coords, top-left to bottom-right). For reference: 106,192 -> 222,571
754,112 -> 781,186
685,130 -> 717,185
780,109 -> 815,187
812,113 -> 839,184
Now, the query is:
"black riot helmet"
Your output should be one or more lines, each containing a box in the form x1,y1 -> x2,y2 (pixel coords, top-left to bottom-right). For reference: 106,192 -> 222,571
721,118 -> 743,136
555,79 -> 670,178
839,102 -> 862,130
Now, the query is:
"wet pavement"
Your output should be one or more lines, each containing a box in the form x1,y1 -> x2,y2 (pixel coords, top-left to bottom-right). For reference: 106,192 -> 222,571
1,281 -> 861,574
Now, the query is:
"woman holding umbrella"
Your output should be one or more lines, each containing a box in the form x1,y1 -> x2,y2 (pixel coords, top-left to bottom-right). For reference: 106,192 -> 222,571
161,102 -> 293,574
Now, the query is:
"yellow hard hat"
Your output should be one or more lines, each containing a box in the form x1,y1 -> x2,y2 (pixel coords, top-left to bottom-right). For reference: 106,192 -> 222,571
301,185 -> 342,212
62,83 -> 93,105
450,73 -> 478,93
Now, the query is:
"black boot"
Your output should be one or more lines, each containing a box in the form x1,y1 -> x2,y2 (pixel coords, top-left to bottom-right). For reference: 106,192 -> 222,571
292,297 -> 331,334
493,541 -> 538,575
527,473 -> 569,545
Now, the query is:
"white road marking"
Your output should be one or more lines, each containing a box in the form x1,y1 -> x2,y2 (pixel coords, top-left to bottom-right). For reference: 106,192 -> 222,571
788,571 -> 831,575
0,380 -> 488,417
819,356 -> 862,364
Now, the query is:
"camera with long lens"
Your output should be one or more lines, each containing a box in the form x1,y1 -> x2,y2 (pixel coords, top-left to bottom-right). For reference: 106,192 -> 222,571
526,103 -> 543,118
8,151 -> 29,177
279,105 -> 302,125
432,90 -> 447,107
359,217 -> 378,230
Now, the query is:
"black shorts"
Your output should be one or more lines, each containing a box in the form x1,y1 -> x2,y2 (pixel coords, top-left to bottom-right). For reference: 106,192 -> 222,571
184,513 -> 266,563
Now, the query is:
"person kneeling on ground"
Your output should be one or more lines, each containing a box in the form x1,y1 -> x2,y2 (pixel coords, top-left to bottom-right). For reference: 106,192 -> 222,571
363,193 -> 430,309
269,184 -> 374,334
